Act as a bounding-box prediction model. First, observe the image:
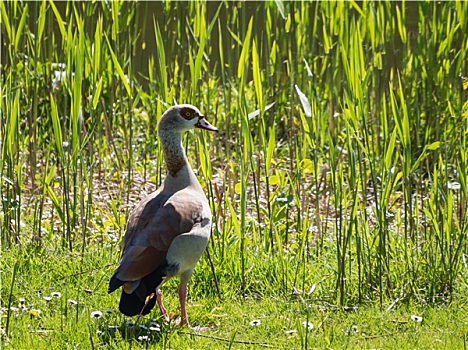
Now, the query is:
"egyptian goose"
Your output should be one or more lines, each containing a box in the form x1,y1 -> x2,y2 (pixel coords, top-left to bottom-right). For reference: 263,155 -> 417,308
108,104 -> 217,327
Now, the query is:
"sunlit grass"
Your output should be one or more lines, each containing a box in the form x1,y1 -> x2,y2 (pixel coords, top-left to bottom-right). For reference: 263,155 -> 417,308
1,1 -> 468,348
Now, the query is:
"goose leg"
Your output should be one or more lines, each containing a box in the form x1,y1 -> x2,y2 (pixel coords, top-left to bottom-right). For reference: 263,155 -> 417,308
156,289 -> 170,323
178,282 -> 190,327
178,283 -> 210,331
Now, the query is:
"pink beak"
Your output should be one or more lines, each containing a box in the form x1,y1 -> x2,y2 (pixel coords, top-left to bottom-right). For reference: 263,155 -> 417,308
196,117 -> 218,132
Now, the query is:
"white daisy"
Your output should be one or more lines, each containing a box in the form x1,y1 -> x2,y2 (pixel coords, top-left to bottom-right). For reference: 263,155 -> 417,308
249,319 -> 261,326
90,311 -> 103,319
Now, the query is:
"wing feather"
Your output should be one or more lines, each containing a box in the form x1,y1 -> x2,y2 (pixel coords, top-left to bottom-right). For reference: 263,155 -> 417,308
111,187 -> 206,287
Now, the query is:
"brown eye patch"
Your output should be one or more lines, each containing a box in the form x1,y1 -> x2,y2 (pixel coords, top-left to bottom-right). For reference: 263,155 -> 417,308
180,107 -> 196,120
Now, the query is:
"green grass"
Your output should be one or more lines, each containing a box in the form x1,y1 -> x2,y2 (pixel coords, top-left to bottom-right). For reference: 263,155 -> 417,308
2,0 -> 468,348
3,243 -> 468,349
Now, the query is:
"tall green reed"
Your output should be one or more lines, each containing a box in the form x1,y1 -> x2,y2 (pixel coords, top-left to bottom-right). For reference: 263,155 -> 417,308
2,1 -> 468,307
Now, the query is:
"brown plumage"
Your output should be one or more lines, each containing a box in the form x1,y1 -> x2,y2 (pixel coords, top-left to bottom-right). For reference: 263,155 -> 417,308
108,104 -> 217,327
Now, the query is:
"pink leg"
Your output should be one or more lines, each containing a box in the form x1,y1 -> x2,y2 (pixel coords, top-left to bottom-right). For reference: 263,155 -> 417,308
178,283 -> 190,327
156,289 -> 170,323
178,283 -> 210,331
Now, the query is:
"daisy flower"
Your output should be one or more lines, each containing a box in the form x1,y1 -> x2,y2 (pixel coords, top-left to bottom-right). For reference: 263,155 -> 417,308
138,335 -> 150,342
411,315 -> 423,323
149,322 -> 161,332
90,311 -> 103,319
302,321 -> 313,331
249,319 -> 261,326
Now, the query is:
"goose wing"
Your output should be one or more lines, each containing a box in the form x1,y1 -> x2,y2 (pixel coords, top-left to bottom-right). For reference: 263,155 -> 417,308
108,188 -> 205,293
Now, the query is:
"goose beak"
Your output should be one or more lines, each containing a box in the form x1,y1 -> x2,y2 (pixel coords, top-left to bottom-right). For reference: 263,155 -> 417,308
195,117 -> 218,132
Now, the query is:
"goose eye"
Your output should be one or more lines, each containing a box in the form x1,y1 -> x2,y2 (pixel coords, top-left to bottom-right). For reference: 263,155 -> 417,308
185,111 -> 191,117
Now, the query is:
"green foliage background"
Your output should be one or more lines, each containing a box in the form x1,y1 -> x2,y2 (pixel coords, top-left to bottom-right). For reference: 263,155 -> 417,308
1,1 -> 468,348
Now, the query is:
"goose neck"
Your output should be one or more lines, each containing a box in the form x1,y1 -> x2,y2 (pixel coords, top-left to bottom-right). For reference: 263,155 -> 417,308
159,130 -> 189,176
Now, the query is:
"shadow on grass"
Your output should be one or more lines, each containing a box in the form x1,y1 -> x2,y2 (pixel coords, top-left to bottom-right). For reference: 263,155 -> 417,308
95,318 -> 166,346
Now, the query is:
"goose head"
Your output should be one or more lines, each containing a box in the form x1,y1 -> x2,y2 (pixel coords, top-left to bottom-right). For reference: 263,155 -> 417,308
158,104 -> 218,135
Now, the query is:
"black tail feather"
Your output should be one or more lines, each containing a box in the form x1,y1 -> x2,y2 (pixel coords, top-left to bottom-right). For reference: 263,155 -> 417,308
113,263 -> 170,317
108,274 -> 125,294
119,288 -> 157,316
